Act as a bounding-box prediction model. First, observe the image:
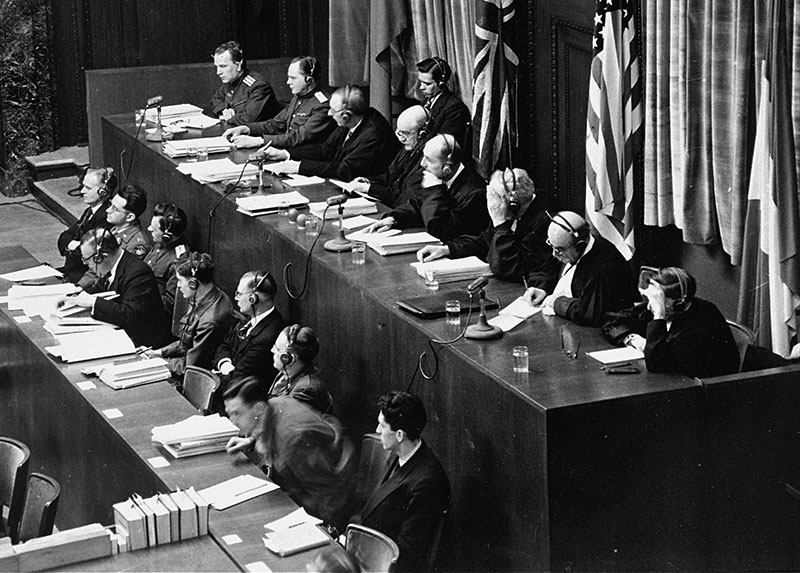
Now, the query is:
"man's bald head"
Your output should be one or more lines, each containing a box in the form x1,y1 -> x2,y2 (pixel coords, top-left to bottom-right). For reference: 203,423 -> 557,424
547,211 -> 590,264
395,105 -> 429,150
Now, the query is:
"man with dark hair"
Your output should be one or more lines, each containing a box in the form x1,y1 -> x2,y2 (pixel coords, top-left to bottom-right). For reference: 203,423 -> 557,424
366,134 -> 489,241
106,184 -> 152,259
145,203 -> 189,321
351,391 -> 450,572
151,252 -> 236,379
224,375 -> 272,464
523,210 -> 638,325
209,40 -> 280,125
416,57 -> 470,149
224,56 -> 335,150
58,227 -> 171,348
256,84 -> 399,180
268,324 -> 332,414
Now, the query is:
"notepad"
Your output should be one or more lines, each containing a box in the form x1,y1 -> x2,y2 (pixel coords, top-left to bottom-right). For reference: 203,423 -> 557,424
585,346 -> 645,366
0,264 -> 63,282
262,523 -> 331,557
198,474 -> 279,510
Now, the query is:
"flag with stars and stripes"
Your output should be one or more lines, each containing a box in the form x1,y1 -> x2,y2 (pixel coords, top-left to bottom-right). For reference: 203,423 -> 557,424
585,0 -> 642,260
472,0 -> 518,179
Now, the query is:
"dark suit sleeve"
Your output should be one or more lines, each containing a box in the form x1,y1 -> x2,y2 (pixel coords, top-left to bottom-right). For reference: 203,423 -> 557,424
419,184 -> 487,241
229,81 -> 276,126
210,85 -> 228,116
295,131 -> 384,181
447,230 -> 489,261
389,197 -> 424,229
552,263 -> 620,326
436,98 -> 471,148
57,224 -> 80,256
394,474 -> 450,572
92,268 -> 156,332
253,100 -> 334,150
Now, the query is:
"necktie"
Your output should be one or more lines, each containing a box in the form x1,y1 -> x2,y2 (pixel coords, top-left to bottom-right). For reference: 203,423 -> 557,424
98,272 -> 111,291
381,457 -> 399,484
77,208 -> 93,232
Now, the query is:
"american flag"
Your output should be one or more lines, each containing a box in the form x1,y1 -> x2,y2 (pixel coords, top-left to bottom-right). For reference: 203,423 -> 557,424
584,0 -> 642,260
472,0 -> 518,179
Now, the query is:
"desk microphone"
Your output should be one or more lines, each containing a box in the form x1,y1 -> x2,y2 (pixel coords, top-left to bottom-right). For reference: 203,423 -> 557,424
248,151 -> 270,194
326,194 -> 348,206
248,150 -> 268,162
145,95 -> 164,109
467,275 -> 489,294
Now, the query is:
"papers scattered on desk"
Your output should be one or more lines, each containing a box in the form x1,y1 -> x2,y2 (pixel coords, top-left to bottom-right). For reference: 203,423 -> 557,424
328,178 -> 377,201
167,113 -> 221,130
45,329 -> 136,363
43,316 -> 117,336
151,414 -> 240,458
236,191 -> 310,216
262,523 -> 331,557
283,174 -> 325,187
144,103 -> 215,130
309,197 -> 378,219
264,507 -> 323,532
487,296 -> 543,332
411,256 -> 491,284
333,214 -> 377,230
176,157 -> 259,183
97,357 -> 170,390
198,474 -> 279,510
585,346 -> 645,366
162,136 -> 232,158
346,228 -> 401,242
0,264 -> 62,282
7,283 -> 79,317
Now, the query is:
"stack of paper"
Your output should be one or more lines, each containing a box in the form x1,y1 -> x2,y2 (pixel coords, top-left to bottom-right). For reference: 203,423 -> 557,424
0,264 -> 63,282
309,197 -> 377,219
176,157 -> 259,183
351,231 -> 441,256
198,474 -> 279,510
8,283 -> 78,317
488,296 -> 543,332
98,357 -> 170,390
264,507 -> 323,532
151,414 -> 240,458
411,256 -> 492,284
262,523 -> 331,557
144,104 -> 213,126
45,329 -> 136,362
43,316 -> 118,336
162,136 -> 232,158
585,347 -> 645,366
235,190 -> 310,216
282,174 -> 325,187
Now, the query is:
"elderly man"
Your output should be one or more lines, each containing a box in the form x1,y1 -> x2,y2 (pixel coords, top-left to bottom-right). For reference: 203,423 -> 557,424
366,134 -> 489,241
255,84 -> 399,181
345,105 -> 431,207
209,40 -> 280,125
223,56 -> 335,150
523,211 -> 638,326
416,57 -> 470,150
416,167 -> 560,284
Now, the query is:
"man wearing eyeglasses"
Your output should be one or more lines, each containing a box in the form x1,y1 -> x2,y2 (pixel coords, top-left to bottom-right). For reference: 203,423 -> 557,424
522,210 -> 638,326
254,84 -> 399,181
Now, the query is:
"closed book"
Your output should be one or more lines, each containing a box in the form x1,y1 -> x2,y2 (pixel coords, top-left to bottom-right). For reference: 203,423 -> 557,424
14,524 -> 112,571
157,493 -> 180,543
112,499 -> 146,551
142,494 -> 172,545
0,536 -> 18,571
131,495 -> 156,547
184,487 -> 210,536
169,490 -> 198,540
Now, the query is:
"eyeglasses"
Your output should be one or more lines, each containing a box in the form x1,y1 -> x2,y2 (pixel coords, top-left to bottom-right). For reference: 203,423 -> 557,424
395,129 -> 415,140
546,238 -> 572,255
329,106 -> 347,116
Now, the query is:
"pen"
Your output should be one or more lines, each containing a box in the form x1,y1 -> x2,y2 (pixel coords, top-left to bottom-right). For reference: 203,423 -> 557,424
256,141 -> 272,154
20,281 -> 45,286
523,277 -> 529,289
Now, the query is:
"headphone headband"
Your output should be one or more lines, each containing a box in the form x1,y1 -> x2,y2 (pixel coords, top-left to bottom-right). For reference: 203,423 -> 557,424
546,211 -> 581,239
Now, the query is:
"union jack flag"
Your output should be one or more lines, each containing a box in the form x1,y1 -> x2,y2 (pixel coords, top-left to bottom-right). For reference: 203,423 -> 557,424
472,0 -> 518,179
585,0 -> 642,260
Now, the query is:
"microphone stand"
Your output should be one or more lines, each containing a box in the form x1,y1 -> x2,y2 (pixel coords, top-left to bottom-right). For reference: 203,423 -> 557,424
323,204 -> 353,252
207,160 -> 251,253
465,287 -> 503,340
255,159 -> 265,194
146,104 -> 164,142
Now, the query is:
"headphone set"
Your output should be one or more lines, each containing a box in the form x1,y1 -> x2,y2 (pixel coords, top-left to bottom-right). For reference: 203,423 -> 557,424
160,207 -> 177,243
304,56 -> 317,84
419,106 -> 431,139
546,211 -> 588,250
339,84 -> 353,115
671,268 -> 690,312
92,228 -> 117,264
279,324 -> 317,367
502,168 -> 520,213
187,255 -> 200,291
280,324 -> 301,366
431,57 -> 449,86
440,134 -> 454,176
247,271 -> 272,306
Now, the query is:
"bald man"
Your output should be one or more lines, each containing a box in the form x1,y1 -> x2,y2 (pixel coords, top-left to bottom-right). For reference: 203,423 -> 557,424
523,211 -> 638,326
365,134 -> 489,241
346,105 -> 431,207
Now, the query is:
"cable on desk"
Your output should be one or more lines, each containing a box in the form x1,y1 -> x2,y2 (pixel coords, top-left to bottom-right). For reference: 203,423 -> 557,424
284,204 -> 330,300
0,198 -> 51,215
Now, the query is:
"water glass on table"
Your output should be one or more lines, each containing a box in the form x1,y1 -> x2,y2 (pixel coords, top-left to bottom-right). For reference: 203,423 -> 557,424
445,300 -> 461,325
512,346 -> 530,373
351,242 -> 366,265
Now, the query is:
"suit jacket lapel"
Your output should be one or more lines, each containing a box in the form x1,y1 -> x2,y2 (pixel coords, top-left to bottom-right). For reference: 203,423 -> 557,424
361,444 -> 427,519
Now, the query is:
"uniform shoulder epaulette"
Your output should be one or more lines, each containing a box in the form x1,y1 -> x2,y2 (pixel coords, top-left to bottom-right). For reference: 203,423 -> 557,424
134,244 -> 149,257
314,91 -> 329,103
175,244 -> 187,258
243,75 -> 256,87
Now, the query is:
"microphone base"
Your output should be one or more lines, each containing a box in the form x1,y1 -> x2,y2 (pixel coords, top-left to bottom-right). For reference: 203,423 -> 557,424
465,317 -> 503,340
146,129 -> 164,142
323,238 -> 352,252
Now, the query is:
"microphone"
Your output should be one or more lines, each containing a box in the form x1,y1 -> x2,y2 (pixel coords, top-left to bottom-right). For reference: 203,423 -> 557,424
145,95 -> 164,108
248,150 -> 268,162
467,276 -> 489,294
326,194 -> 348,206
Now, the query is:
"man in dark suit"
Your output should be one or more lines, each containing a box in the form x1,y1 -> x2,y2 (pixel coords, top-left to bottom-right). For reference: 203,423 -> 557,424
257,84 -> 400,181
59,227 -> 171,348
366,134 -> 489,241
417,57 -> 470,150
57,167 -> 116,283
351,391 -> 450,573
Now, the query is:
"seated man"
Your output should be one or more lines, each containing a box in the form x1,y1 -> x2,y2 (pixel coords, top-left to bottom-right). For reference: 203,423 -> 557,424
152,252 -> 236,379
254,395 -> 357,531
416,57 -> 470,150
106,185 -> 152,259
212,270 -> 285,408
269,324 -> 332,414
602,267 -> 739,378
351,391 -> 450,573
366,134 -> 489,241
416,167 -> 560,284
223,56 -> 335,150
209,40 -> 280,125
224,375 -> 270,465
257,84 -> 399,181
57,166 -> 116,283
59,227 -> 171,348
523,211 -> 638,326
346,105 -> 431,207
144,203 -> 189,321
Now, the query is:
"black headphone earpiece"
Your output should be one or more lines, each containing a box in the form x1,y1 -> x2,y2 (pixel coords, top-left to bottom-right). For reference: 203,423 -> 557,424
248,270 -> 270,306
280,324 -> 301,367
188,255 -> 199,290
503,168 -> 520,213
305,57 -> 316,84
93,228 -> 111,264
418,106 -> 431,140
672,269 -> 689,312
160,208 -> 176,244
432,58 -> 447,86
441,134 -> 454,175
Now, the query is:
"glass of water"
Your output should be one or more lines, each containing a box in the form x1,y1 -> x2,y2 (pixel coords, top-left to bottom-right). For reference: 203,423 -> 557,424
512,346 -> 530,373
445,300 -> 461,325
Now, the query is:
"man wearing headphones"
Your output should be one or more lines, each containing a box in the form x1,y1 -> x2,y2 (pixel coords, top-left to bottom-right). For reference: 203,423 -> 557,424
346,105 -> 432,207
59,227 -> 171,348
269,324 -> 332,414
145,203 -> 189,323
151,252 -> 236,379
256,84 -> 399,180
209,40 -> 280,126
106,185 -> 152,259
213,270 -> 285,399
416,57 -> 470,150
523,210 -> 638,325
57,167 -> 116,283
604,267 -> 739,378
223,56 -> 335,150
416,168 -> 561,284
366,134 -> 489,241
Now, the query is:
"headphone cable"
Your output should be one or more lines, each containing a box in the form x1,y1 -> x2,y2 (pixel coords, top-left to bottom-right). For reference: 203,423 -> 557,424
283,205 -> 330,300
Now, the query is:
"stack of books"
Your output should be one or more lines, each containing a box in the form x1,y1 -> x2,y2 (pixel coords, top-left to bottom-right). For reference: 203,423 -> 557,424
1,524 -> 113,571
345,230 -> 441,256
151,414 -> 240,458
98,357 -> 170,390
235,190 -> 310,216
176,157 -> 259,183
113,489 -> 209,551
162,136 -> 232,158
410,256 -> 492,284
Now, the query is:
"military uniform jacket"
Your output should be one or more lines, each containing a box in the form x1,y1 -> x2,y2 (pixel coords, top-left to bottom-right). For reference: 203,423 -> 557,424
247,89 -> 335,149
159,285 -> 236,378
57,200 -> 112,281
113,221 -> 152,259
144,238 -> 188,318
210,69 -> 280,126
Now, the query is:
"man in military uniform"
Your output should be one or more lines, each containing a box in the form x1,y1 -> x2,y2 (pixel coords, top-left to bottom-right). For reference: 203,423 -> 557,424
223,56 -> 335,150
145,203 -> 189,324
209,40 -> 280,126
106,185 -> 152,259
